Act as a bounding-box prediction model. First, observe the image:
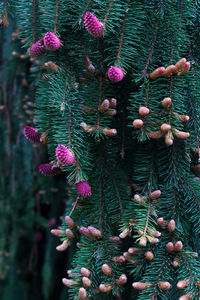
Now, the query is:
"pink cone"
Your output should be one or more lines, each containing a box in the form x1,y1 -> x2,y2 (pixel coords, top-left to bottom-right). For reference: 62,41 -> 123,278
84,12 -> 104,38
43,32 -> 61,50
56,145 -> 75,166
75,181 -> 91,197
24,126 -> 41,143
29,39 -> 46,57
108,66 -> 124,82
39,163 -> 62,176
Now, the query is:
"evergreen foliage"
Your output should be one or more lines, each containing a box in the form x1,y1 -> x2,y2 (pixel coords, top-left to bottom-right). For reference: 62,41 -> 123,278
1,0 -> 200,299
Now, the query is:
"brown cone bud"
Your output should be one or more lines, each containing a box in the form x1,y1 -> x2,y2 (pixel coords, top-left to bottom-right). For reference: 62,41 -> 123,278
12,51 -> 20,57
158,281 -> 171,290
165,133 -> 173,146
179,62 -> 190,75
149,67 -> 166,79
88,226 -> 102,238
65,229 -> 75,239
105,109 -> 117,116
133,119 -> 144,128
109,98 -> 117,108
177,279 -> 190,289
157,217 -> 165,227
174,241 -> 183,252
168,220 -> 176,232
148,130 -> 163,139
148,228 -> 161,237
162,97 -> 172,108
172,130 -> 190,139
149,190 -> 161,200
164,65 -> 176,77
123,252 -> 131,261
166,242 -> 174,253
65,216 -> 75,228
119,228 -> 130,239
191,165 -> 200,173
44,61 -> 60,73
132,282 -> 152,290
82,277 -> 91,288
134,194 -> 146,204
139,236 -> 147,247
102,128 -> 117,136
145,251 -> 154,261
99,284 -> 112,293
128,247 -> 141,255
179,115 -> 190,122
102,264 -> 112,275
85,56 -> 95,73
161,124 -> 171,132
51,229 -> 63,236
62,278 -> 77,287
56,240 -> 70,251
139,106 -> 150,116
179,293 -> 193,300
175,58 -> 187,73
116,274 -> 127,285
112,256 -> 125,263
81,268 -> 91,277
78,287 -> 87,300
99,99 -> 110,112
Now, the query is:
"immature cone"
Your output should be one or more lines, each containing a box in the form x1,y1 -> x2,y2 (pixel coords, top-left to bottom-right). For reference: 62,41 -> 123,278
133,119 -> 144,128
139,106 -> 150,116
145,251 -> 154,261
119,228 -> 130,239
166,242 -> 174,253
51,229 -> 62,236
105,109 -> 117,116
139,236 -> 147,247
148,130 -> 163,139
88,226 -> 102,238
109,98 -> 117,108
174,241 -> 183,251
99,284 -> 112,293
161,124 -> 171,132
132,282 -> 152,290
24,126 -> 41,143
157,217 -> 165,227
149,190 -> 161,200
179,294 -> 193,300
168,220 -> 176,232
177,279 -> 190,289
149,67 -> 166,79
164,65 -> 176,77
173,130 -> 190,139
175,58 -> 187,73
43,32 -> 61,50
102,264 -> 112,275
165,132 -> 173,146
102,128 -> 117,136
78,287 -> 87,300
29,39 -> 46,57
79,227 -> 93,238
81,268 -> 91,277
162,97 -> 172,108
112,256 -> 125,263
179,62 -> 190,75
82,277 -> 91,288
56,240 -> 70,251
56,144 -> 75,166
134,194 -> 146,204
99,99 -> 110,112
75,181 -> 91,197
84,12 -> 104,38
116,274 -> 127,285
65,229 -> 74,239
62,278 -> 77,287
172,260 -> 179,268
147,236 -> 159,244
148,228 -> 161,237
158,281 -> 171,290
65,216 -> 75,228
44,61 -> 60,73
179,115 -> 190,122
108,66 -> 124,82
39,163 -> 62,176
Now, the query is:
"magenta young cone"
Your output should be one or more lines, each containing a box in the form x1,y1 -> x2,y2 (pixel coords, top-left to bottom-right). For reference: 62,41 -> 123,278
75,181 -> 91,197
56,145 -> 75,166
29,39 -> 46,57
84,12 -> 104,38
108,66 -> 124,82
39,163 -> 62,176
43,32 -> 61,50
24,126 -> 41,143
